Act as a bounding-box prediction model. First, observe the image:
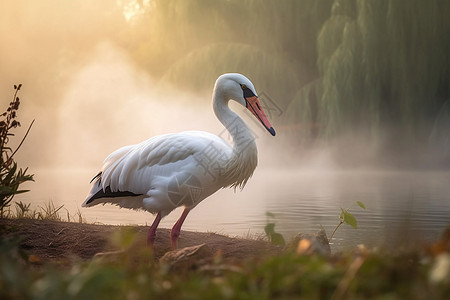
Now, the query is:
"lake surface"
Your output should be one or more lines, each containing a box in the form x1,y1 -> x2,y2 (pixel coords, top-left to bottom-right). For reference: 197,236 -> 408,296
15,168 -> 450,252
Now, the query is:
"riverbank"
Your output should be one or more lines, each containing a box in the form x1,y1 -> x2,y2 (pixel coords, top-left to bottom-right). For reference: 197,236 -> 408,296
0,218 -> 280,264
1,218 -> 449,299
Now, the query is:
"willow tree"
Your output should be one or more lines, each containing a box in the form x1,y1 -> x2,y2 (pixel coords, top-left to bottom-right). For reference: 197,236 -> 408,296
126,0 -> 333,108
288,0 -> 450,152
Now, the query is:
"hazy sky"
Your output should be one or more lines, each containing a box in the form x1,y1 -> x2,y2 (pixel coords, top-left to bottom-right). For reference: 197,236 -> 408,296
1,3 -> 150,168
0,1 -> 283,171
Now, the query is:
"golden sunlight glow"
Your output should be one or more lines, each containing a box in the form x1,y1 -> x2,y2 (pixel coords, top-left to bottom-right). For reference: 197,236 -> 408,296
2,0 -> 449,254
119,0 -> 151,22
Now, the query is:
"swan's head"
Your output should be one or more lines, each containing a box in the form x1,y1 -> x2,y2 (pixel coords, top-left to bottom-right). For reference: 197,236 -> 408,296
214,73 -> 276,136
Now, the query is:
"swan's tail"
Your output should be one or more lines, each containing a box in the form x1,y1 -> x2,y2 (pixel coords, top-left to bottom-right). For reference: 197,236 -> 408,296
82,171 -> 144,208
82,172 -> 104,207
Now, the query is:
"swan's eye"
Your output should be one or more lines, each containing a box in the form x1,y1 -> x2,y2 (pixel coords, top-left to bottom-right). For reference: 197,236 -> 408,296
241,84 -> 256,98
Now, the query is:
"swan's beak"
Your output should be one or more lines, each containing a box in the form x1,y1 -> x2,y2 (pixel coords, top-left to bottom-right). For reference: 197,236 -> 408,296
245,96 -> 276,136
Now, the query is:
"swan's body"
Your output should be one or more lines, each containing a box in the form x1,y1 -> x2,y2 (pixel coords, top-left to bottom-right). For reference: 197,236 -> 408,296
82,73 -> 275,249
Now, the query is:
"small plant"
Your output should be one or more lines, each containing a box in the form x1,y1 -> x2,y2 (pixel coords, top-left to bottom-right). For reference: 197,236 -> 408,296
264,211 -> 286,246
0,84 -> 34,217
37,201 -> 65,221
13,201 -> 32,218
11,200 -> 86,222
73,208 -> 86,223
329,201 -> 366,242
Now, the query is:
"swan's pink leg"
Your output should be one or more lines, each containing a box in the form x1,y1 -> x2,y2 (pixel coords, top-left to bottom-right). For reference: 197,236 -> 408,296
170,207 -> 191,250
147,212 -> 162,247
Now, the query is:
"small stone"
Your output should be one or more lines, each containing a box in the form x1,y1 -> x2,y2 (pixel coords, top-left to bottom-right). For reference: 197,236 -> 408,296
287,229 -> 331,256
160,243 -> 209,268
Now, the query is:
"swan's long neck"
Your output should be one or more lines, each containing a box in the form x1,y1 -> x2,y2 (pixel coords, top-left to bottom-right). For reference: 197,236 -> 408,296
213,90 -> 258,189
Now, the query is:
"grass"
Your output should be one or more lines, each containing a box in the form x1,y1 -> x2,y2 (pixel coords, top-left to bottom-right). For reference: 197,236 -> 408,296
4,200 -> 86,223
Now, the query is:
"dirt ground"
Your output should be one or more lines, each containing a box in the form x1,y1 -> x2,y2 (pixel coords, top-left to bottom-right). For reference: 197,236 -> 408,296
0,218 -> 281,264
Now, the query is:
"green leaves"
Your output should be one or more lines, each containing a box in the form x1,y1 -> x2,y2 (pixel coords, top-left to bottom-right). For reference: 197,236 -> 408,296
0,85 -> 34,217
356,201 -> 366,210
339,201 -> 366,229
329,201 -> 366,241
0,161 -> 33,216
265,211 -> 276,218
340,209 -> 357,229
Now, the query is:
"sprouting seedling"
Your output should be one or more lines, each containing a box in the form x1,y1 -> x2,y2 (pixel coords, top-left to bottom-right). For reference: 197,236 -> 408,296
329,201 -> 366,242
264,211 -> 286,246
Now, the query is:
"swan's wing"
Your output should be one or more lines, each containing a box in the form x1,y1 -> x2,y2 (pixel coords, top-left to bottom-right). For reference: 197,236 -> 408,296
83,131 -> 231,207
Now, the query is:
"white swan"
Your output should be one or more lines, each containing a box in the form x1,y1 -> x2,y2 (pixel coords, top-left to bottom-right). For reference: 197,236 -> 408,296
82,73 -> 276,249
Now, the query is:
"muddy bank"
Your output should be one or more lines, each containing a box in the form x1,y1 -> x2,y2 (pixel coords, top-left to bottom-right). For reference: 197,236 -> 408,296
0,218 -> 281,264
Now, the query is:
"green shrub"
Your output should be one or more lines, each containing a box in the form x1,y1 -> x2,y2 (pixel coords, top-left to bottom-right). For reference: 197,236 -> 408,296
0,84 -> 34,217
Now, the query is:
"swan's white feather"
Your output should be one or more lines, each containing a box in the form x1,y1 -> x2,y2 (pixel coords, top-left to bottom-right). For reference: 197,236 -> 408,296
82,131 -> 250,216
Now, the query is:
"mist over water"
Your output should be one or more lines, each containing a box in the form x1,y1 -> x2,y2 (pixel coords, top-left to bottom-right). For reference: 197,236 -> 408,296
3,1 -> 450,251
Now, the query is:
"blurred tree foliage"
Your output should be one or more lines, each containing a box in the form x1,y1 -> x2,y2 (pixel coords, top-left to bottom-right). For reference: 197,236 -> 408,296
4,0 -> 448,162
119,0 -> 450,159
292,0 -> 450,148
123,0 -> 332,108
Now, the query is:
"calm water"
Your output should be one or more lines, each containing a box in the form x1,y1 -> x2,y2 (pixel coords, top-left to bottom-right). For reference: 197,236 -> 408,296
15,168 -> 450,251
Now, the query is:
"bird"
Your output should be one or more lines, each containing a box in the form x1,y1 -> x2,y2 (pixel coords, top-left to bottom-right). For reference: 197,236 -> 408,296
82,73 -> 276,250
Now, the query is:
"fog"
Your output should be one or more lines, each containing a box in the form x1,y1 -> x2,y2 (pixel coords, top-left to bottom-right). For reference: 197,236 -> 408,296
1,1 -> 283,171
2,1 -> 450,246
3,0 -> 450,170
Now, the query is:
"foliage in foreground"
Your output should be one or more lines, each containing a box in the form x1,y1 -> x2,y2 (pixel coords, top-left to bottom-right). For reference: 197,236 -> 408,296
0,232 -> 449,300
0,85 -> 34,217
